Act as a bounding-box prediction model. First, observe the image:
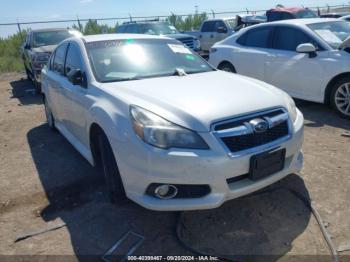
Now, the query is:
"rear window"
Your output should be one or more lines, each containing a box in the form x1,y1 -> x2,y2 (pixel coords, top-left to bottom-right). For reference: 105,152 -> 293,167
237,27 -> 272,48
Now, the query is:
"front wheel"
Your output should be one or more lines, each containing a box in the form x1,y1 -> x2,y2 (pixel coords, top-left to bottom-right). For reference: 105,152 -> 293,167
97,132 -> 126,204
331,78 -> 350,119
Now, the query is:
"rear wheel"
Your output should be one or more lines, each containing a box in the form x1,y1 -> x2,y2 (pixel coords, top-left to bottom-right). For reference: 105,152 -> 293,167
218,62 -> 236,73
97,131 -> 126,204
331,77 -> 350,119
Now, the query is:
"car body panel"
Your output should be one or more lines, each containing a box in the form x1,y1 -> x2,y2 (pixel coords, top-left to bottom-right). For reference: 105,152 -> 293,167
209,18 -> 350,103
42,34 -> 304,211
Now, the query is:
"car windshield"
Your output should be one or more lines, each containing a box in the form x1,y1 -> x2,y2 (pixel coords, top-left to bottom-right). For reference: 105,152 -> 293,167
308,21 -> 350,49
33,30 -> 77,47
86,39 -> 214,83
295,10 -> 318,18
139,23 -> 178,35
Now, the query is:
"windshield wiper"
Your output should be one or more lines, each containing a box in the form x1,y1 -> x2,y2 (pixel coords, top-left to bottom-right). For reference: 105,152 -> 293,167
173,68 -> 187,76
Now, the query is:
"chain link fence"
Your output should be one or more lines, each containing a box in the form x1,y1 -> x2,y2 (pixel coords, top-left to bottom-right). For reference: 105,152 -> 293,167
1,3 -> 350,40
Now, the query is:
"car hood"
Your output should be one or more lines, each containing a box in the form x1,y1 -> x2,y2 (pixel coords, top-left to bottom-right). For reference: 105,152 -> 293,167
164,33 -> 195,40
101,71 -> 289,132
31,45 -> 57,54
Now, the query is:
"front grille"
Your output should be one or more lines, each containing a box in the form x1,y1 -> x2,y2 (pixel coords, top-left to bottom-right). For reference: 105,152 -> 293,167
214,109 -> 290,154
179,38 -> 194,49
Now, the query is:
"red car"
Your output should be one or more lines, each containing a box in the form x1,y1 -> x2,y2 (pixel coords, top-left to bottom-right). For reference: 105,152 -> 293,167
266,7 -> 318,22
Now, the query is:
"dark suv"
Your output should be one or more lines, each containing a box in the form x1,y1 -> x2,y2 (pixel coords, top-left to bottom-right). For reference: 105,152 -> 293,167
21,28 -> 82,92
116,21 -> 200,52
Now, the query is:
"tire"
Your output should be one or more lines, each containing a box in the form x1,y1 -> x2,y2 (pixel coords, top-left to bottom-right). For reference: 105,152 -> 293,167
44,96 -> 56,130
97,131 -> 126,204
330,77 -> 350,119
34,80 -> 42,94
218,62 -> 236,73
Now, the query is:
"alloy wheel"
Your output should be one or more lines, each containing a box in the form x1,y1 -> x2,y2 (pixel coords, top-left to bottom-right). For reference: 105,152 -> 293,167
335,83 -> 350,116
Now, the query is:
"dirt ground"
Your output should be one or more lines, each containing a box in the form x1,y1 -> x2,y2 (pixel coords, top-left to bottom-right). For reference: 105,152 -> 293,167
0,73 -> 350,261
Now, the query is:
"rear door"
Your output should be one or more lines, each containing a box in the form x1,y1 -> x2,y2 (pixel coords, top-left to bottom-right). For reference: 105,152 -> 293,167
45,43 -> 68,123
199,21 -> 216,52
264,26 -> 327,100
231,26 -> 274,81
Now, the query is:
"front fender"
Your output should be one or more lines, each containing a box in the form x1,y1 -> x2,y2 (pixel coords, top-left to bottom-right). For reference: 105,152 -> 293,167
86,101 -> 131,154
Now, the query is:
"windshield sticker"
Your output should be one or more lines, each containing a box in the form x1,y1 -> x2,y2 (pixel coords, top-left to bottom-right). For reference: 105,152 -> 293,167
315,29 -> 342,44
185,54 -> 196,61
168,44 -> 192,54
86,40 -> 124,49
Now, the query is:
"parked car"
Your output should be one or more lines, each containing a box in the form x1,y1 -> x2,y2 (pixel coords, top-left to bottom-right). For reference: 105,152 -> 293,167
116,21 -> 200,52
21,28 -> 82,92
185,18 -> 238,56
186,16 -> 266,57
41,34 -> 304,211
266,7 -> 318,22
209,18 -> 350,119
320,13 -> 350,18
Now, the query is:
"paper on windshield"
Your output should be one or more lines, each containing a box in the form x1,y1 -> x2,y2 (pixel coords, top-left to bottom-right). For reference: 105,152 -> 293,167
315,29 -> 342,44
168,44 -> 192,54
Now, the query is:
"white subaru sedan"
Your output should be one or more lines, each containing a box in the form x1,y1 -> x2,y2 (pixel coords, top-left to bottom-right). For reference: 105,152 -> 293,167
41,34 -> 304,211
209,18 -> 350,119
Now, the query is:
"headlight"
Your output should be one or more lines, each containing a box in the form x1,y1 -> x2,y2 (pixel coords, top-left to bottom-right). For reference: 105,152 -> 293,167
193,39 -> 201,50
130,105 -> 209,150
285,95 -> 298,123
32,53 -> 50,62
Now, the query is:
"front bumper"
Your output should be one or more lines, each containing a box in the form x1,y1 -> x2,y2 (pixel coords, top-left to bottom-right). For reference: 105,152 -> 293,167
114,110 -> 304,211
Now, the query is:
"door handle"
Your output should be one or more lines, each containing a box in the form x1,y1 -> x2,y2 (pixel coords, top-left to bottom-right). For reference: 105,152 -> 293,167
210,34 -> 214,38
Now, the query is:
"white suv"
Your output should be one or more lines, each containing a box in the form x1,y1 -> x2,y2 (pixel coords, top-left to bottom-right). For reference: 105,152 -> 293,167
41,34 -> 304,211
209,18 -> 350,119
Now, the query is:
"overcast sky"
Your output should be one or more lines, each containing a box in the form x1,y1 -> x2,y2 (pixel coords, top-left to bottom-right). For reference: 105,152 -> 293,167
0,0 -> 346,37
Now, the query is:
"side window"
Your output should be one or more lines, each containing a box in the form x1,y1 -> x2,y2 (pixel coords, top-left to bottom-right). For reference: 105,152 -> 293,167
65,43 -> 83,75
49,52 -> 55,70
213,20 -> 227,31
127,24 -> 139,33
53,43 -> 67,75
201,21 -> 215,32
116,26 -> 125,33
240,27 -> 273,48
273,27 -> 316,51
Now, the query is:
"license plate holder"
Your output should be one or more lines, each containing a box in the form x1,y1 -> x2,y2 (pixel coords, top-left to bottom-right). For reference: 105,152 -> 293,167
249,148 -> 286,181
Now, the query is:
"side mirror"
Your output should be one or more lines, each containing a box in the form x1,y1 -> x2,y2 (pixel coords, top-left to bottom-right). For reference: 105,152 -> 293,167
217,26 -> 228,34
24,44 -> 31,49
67,69 -> 87,88
296,43 -> 317,58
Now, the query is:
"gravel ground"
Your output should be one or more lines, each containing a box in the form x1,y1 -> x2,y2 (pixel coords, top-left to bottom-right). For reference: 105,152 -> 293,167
0,73 -> 349,261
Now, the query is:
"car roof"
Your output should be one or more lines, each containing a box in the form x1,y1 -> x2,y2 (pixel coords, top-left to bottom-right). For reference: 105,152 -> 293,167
81,33 -> 169,43
30,28 -> 74,33
265,18 -> 339,26
204,17 -> 236,21
267,7 -> 308,13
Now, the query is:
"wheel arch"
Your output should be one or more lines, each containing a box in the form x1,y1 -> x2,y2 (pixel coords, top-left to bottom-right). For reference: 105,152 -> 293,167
324,72 -> 350,104
217,61 -> 237,73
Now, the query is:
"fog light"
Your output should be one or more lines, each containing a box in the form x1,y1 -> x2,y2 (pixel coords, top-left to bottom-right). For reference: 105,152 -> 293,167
154,184 -> 178,199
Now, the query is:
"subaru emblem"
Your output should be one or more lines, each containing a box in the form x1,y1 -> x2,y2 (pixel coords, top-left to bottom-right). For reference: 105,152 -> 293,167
249,118 -> 269,133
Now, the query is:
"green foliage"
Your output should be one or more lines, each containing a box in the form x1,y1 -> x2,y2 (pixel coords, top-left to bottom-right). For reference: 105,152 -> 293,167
167,12 -> 208,31
0,31 -> 26,73
0,12 -> 205,73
